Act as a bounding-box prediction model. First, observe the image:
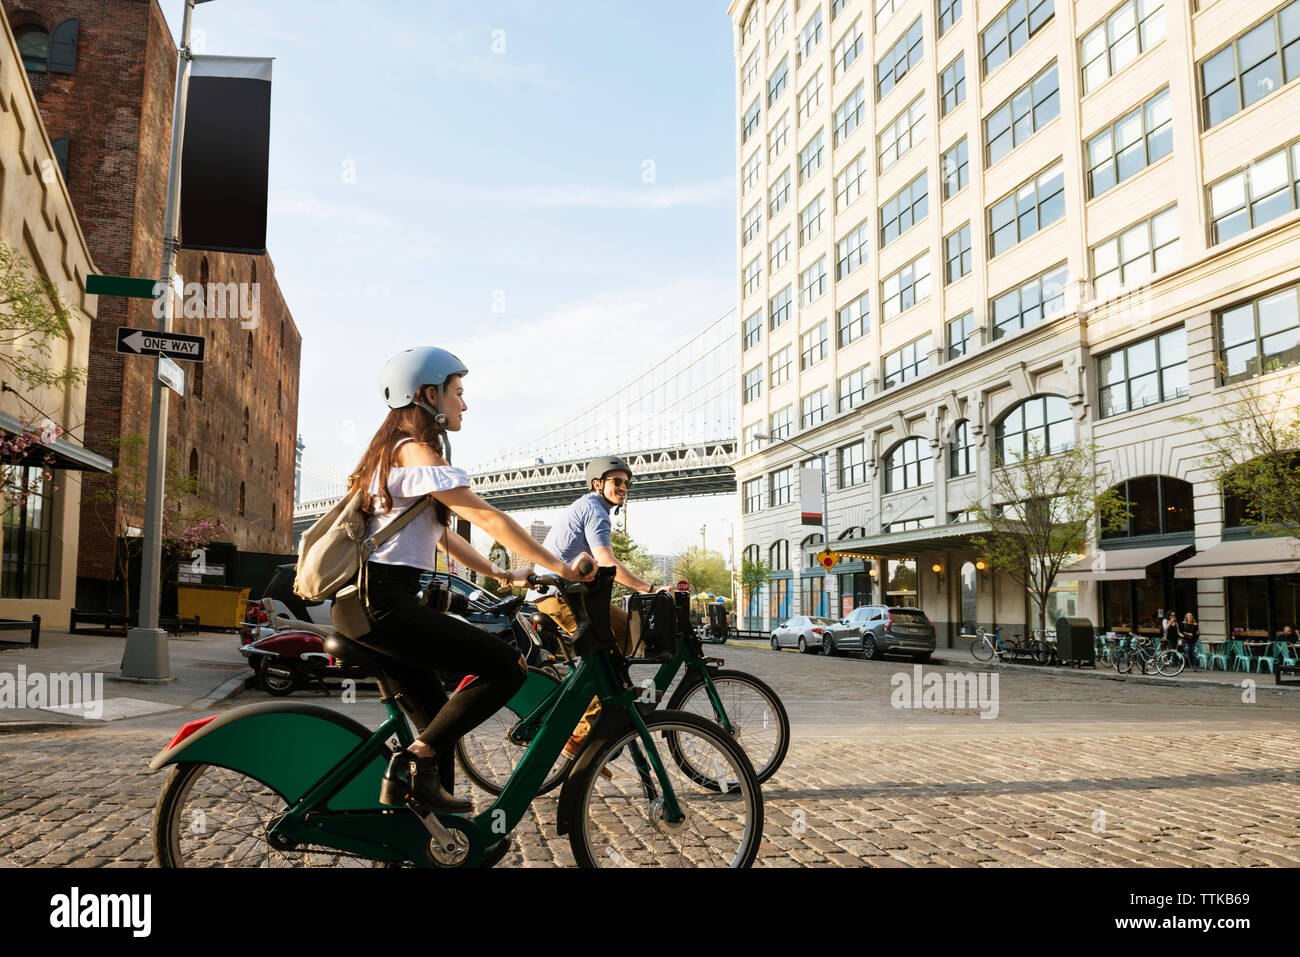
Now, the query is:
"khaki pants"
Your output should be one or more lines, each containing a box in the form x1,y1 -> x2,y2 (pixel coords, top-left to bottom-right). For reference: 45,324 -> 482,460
536,595 -> 635,741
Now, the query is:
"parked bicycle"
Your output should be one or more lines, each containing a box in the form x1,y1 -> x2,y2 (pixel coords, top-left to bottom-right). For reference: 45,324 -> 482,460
1113,633 -> 1184,677
969,625 -> 1006,662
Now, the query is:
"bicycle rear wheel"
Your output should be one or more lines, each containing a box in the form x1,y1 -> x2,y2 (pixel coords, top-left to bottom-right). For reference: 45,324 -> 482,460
1156,650 -> 1185,677
666,669 -> 789,785
455,667 -> 569,798
1115,652 -> 1132,674
568,711 -> 762,868
969,637 -> 994,662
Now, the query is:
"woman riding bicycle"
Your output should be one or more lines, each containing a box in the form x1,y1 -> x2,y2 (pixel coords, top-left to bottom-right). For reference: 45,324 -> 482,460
352,347 -> 593,817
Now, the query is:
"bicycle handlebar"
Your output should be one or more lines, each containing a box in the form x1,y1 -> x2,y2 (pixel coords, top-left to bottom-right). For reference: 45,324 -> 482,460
526,557 -> 596,590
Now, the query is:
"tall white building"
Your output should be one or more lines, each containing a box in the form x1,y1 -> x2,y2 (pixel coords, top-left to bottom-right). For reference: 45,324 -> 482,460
730,0 -> 1300,647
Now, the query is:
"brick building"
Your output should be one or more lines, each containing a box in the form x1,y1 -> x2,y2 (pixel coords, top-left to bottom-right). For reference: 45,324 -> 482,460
2,0 -> 301,607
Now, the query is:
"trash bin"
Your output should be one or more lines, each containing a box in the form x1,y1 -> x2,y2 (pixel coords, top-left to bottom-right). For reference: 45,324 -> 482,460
1055,616 -> 1096,666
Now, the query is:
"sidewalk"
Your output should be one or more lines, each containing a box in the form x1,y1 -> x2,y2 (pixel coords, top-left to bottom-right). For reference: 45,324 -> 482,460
0,627 -> 253,732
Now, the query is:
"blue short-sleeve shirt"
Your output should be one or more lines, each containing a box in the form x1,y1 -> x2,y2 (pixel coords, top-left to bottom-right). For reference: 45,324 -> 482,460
527,493 -> 612,597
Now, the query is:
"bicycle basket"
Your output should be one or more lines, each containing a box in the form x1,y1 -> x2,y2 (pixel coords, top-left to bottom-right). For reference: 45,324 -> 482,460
569,566 -> 618,657
627,591 -> 682,662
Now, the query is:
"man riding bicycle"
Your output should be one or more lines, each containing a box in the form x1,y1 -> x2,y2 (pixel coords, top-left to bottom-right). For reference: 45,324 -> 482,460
527,455 -> 666,761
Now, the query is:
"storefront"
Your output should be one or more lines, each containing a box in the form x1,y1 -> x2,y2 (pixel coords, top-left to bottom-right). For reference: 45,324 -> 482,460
1175,537 -> 1300,639
1064,543 -> 1196,637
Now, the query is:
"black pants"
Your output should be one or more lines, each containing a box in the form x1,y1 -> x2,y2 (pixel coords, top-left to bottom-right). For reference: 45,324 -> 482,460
357,563 -> 525,759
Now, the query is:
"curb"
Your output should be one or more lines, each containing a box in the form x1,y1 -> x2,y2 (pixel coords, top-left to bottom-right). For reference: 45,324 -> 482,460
930,654 -> 1300,691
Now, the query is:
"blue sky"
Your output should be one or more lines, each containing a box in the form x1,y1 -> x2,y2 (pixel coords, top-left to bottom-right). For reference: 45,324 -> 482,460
162,0 -> 742,559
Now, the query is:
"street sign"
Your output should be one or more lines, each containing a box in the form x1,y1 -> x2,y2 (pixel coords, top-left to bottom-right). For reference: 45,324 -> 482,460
157,356 -> 184,396
675,580 -> 690,593
87,274 -> 165,300
816,548 -> 840,572
116,327 -> 206,362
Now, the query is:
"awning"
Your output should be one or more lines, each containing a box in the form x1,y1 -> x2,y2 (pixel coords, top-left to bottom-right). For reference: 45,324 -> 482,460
0,411 -> 113,472
832,521 -> 993,559
1173,537 -> 1300,579
1062,543 -> 1194,581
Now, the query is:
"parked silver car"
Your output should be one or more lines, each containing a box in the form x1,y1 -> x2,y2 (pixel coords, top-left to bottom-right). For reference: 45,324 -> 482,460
839,605 -> 936,661
770,615 -> 862,655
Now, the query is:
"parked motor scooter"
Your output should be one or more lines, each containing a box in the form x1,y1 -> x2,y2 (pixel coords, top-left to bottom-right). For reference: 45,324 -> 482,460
239,598 -> 372,696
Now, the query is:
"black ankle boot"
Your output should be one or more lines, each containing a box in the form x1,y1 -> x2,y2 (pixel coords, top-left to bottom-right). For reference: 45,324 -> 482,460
380,749 -> 472,813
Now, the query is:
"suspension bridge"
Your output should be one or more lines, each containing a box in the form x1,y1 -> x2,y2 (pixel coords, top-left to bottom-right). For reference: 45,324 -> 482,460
293,309 -> 741,539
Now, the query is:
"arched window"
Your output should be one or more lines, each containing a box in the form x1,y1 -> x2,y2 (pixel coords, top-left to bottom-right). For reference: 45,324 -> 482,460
245,331 -> 254,369
199,256 -> 209,289
277,379 -> 282,410
995,395 -> 1072,463
801,533 -> 824,567
188,448 -> 198,487
740,1 -> 758,44
769,540 -> 789,570
16,26 -> 49,72
1103,475 -> 1195,539
242,406 -> 250,443
884,437 -> 932,492
238,482 -> 246,517
744,544 -> 760,564
960,561 -> 978,632
838,526 -> 866,540
949,420 -> 974,477
274,442 -> 280,473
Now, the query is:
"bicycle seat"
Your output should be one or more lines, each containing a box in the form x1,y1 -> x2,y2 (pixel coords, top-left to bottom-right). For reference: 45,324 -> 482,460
322,633 -> 386,673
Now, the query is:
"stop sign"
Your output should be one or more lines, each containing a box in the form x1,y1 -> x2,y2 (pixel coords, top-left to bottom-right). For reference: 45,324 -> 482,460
675,580 -> 690,592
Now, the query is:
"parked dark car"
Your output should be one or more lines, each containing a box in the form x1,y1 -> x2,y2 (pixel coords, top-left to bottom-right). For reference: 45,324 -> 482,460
839,605 -> 936,661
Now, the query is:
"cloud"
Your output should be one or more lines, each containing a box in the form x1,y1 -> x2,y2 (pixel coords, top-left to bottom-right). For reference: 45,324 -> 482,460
463,179 -> 735,211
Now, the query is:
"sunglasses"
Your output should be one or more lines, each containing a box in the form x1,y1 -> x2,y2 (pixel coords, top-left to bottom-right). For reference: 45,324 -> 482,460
604,477 -> 632,489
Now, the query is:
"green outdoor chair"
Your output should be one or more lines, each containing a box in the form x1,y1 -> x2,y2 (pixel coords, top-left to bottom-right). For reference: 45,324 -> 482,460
1201,641 -> 1228,671
1277,641 -> 1300,668
1229,640 -> 1255,672
1256,646 -> 1275,674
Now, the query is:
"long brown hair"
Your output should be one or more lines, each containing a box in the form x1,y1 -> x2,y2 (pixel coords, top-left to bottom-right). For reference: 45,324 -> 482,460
348,403 -> 452,527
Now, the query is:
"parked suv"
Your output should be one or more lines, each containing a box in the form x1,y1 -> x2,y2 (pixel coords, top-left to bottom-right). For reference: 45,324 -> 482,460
840,605 -> 936,662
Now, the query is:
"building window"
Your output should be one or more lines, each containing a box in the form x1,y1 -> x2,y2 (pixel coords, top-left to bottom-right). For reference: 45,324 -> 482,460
839,440 -> 868,487
238,481 -> 247,517
770,285 -> 793,329
836,151 -> 869,211
883,335 -> 932,389
944,223 -> 972,284
743,97 -> 761,143
838,366 -> 871,412
836,220 -> 870,279
1217,283 -> 1300,383
996,395 -> 1072,461
743,151 -> 762,193
771,405 -> 794,439
947,311 -> 975,359
938,0 -> 963,35
942,138 -> 969,199
1091,205 -> 1180,298
940,56 -> 966,116
799,129 -> 825,183
770,467 -> 794,506
768,1 -> 790,51
988,161 -> 1065,257
991,263 -> 1068,340
1,467 -> 53,599
1085,87 -> 1172,197
985,62 -> 1059,165
801,322 -> 829,369
188,448 -> 199,484
771,346 -> 793,388
743,310 -> 763,350
801,388 -> 829,429
799,6 -> 823,63
277,379 -> 282,411
799,194 -> 826,246
1098,325 -> 1188,417
882,254 -> 932,321
1081,0 -> 1167,95
744,422 -> 765,455
1103,475 -> 1194,539
769,168 -> 791,216
243,407 -> 251,443
875,0 -> 902,29
833,0 -> 849,19
800,257 -> 828,306
833,16 -> 865,80
742,202 -> 763,246
1200,1 -> 1300,129
877,18 -> 924,101
194,359 -> 204,399
879,172 -> 928,246
741,1 -> 759,46
770,539 -> 790,570
245,331 -> 254,369
770,227 -> 792,273
743,365 -> 764,404
837,293 -> 869,347
797,69 -> 824,124
768,112 -> 790,165
878,95 -> 926,172
950,420 -> 974,476
1209,139 -> 1300,245
769,55 -> 790,106
982,0 -> 1055,77
742,47 -> 760,93
834,84 -> 866,147
743,256 -> 762,296
15,25 -> 49,72
885,437 -> 933,492
744,477 -> 764,513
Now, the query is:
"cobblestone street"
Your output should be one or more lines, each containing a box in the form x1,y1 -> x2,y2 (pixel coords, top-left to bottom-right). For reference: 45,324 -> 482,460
2,645 -> 1297,867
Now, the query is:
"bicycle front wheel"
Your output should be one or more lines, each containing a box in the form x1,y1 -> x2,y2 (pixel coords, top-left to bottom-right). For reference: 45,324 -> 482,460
455,667 -> 569,798
154,762 -> 379,867
969,637 -> 994,662
569,711 -> 763,868
1115,652 -> 1132,674
1156,650 -> 1185,677
667,669 -> 790,784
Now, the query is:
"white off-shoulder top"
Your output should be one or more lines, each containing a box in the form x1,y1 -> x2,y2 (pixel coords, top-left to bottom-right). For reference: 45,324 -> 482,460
366,438 -> 468,571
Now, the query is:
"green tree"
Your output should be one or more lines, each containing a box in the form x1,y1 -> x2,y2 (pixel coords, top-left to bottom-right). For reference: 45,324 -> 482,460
611,526 -> 658,601
0,239 -> 85,392
740,554 -> 769,619
674,546 -> 731,600
970,437 -> 1128,649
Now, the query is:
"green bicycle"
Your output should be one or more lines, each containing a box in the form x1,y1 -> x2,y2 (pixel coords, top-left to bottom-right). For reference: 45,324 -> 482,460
150,566 -> 764,868
456,592 -> 790,798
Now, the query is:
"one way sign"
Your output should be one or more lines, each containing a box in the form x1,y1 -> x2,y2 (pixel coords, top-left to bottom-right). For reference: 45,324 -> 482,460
116,327 -> 206,362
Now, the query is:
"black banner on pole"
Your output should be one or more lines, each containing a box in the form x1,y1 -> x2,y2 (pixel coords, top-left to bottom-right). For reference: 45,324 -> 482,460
179,56 -> 273,255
